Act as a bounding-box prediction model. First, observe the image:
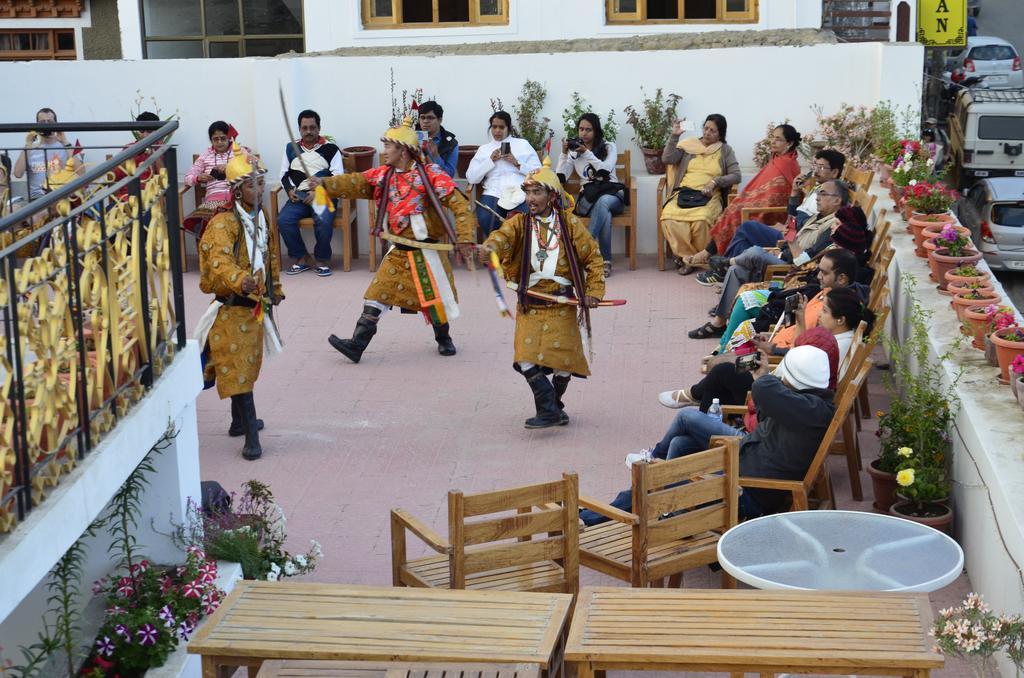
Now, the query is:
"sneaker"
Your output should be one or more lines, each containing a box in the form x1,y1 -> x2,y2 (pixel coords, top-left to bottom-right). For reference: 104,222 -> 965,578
287,263 -> 311,275
625,448 -> 654,468
658,388 -> 695,409
316,266 -> 332,277
696,270 -> 722,286
709,255 -> 731,276
602,261 -> 612,278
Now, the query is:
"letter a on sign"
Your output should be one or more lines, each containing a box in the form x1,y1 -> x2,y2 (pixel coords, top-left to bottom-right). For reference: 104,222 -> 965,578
918,0 -> 966,47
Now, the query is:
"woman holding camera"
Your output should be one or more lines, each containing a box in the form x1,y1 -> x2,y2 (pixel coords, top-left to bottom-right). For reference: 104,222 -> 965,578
661,114 -> 741,274
557,113 -> 620,277
466,111 -> 541,235
183,120 -> 244,237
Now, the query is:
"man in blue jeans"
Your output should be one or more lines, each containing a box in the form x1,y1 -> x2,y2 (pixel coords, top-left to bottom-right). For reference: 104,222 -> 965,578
581,345 -> 835,524
277,109 -> 344,277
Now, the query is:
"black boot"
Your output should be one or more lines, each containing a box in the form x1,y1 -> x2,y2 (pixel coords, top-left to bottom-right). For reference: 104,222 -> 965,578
328,306 -> 380,363
234,392 -> 262,460
432,322 -> 456,356
228,394 -> 264,437
552,374 -> 571,425
522,367 -> 564,429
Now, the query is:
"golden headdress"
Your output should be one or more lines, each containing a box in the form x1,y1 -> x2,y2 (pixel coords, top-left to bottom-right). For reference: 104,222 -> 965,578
522,156 -> 562,193
381,116 -> 421,153
225,141 -> 266,185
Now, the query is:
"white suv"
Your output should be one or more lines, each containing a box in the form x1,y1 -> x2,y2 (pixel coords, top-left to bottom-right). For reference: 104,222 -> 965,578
949,37 -> 1023,90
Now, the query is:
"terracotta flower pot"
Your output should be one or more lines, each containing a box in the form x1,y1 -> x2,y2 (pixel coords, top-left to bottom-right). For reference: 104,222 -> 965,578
890,500 -> 954,535
456,145 -> 479,178
928,248 -> 982,291
991,326 -> 1024,385
985,334 -> 1000,366
641,148 -> 666,175
919,222 -> 971,259
889,185 -> 901,202
867,459 -> 900,513
944,267 -> 990,291
342,146 -> 376,172
946,279 -> 994,298
961,305 -> 992,350
951,289 -> 1001,323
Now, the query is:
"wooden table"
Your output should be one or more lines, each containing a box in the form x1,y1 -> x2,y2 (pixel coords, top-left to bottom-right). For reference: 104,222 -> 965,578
565,587 -> 944,678
187,582 -> 573,678
255,659 -> 540,678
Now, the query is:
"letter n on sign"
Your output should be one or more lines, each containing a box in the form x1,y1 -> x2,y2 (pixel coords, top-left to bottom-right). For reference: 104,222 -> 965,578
917,0 -> 966,47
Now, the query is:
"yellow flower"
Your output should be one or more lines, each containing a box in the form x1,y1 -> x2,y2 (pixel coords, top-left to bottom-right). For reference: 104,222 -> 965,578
898,446 -> 913,458
897,468 -> 915,487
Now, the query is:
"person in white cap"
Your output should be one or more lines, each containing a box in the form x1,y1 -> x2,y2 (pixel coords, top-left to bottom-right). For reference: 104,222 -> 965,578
595,346 -> 835,524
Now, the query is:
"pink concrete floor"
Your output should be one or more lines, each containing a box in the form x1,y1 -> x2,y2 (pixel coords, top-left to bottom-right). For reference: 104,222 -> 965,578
182,252 -> 974,677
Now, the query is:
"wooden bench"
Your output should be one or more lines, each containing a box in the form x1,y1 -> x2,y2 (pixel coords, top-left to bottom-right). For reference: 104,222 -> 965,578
255,660 -> 541,678
566,587 -> 944,678
187,581 -> 573,678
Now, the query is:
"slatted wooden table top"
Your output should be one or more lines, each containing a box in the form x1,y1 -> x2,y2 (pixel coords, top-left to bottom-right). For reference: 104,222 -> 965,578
187,582 -> 573,668
255,659 -> 541,678
565,587 -> 944,674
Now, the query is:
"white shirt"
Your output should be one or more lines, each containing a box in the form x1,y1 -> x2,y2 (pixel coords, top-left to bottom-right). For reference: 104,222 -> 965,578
528,213 -> 571,289
835,329 -> 856,377
465,136 -> 541,198
556,141 -> 619,183
798,184 -> 820,217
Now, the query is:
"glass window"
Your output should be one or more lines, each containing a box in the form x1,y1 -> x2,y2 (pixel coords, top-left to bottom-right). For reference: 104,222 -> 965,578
726,0 -> 748,10
209,40 -> 240,57
684,0 -> 716,19
991,204 -> 1024,227
438,0 -> 470,22
244,37 -> 302,56
205,0 -> 241,36
371,0 -> 393,17
146,40 -> 204,58
614,0 -> 639,11
647,0 -> 678,19
608,0 -> 757,23
978,116 -> 1024,140
365,0 -> 508,27
401,0 -> 433,22
243,0 -> 302,35
56,31 -> 75,51
969,45 -> 1017,62
479,0 -> 500,15
143,0 -> 202,37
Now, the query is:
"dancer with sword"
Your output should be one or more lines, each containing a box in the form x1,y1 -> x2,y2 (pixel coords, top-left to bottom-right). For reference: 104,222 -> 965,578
307,116 -> 478,362
478,157 -> 611,429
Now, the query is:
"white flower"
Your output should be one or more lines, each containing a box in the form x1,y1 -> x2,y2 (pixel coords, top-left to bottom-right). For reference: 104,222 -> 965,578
270,562 -> 281,575
283,560 -> 297,576
310,540 -> 324,558
294,554 -> 307,568
266,571 -> 278,582
926,157 -> 935,166
908,179 -> 917,186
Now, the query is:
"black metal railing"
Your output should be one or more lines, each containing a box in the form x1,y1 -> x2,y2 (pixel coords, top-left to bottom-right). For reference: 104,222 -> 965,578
0,119 -> 186,534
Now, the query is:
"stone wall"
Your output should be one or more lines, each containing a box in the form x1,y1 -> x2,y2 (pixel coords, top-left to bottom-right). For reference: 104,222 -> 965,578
82,0 -> 122,61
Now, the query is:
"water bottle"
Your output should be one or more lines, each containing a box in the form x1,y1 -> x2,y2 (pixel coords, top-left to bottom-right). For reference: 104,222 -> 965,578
707,398 -> 723,422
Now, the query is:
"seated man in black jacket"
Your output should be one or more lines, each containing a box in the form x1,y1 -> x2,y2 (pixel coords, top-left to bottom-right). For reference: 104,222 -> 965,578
584,345 -> 836,525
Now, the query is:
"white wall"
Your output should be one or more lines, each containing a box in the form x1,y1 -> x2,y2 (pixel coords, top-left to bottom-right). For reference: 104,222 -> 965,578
303,0 -> 823,51
0,41 -> 922,255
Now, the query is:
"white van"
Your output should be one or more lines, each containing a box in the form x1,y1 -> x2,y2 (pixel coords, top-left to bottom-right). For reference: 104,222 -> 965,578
948,88 -> 1024,190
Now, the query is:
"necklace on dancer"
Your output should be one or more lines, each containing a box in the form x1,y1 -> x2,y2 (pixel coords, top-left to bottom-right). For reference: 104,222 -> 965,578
533,214 -> 559,264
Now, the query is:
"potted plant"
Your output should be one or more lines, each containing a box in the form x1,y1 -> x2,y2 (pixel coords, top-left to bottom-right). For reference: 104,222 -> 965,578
991,325 -> 1024,385
513,79 -> 553,155
944,263 -> 990,291
561,91 -> 618,144
906,181 -> 957,237
933,593 -> 1021,678
928,223 -> 981,287
951,288 -> 1002,323
947,278 -> 995,298
891,454 -> 952,533
623,87 -> 682,175
872,280 -> 960,512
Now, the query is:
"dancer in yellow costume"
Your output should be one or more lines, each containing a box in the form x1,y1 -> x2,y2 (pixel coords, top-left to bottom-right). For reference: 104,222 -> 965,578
480,159 -> 605,428
310,117 -> 477,362
195,145 -> 283,460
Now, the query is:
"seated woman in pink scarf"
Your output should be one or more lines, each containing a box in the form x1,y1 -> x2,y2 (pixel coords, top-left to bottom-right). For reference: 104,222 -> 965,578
183,121 -> 246,237
683,124 -> 802,280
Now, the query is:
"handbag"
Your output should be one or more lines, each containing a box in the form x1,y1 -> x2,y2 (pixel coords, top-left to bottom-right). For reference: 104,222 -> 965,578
675,187 -> 710,208
574,167 -> 627,217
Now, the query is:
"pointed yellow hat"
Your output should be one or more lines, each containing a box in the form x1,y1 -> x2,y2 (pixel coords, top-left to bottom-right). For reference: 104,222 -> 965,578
381,116 -> 420,152
225,141 -> 266,185
522,156 -> 562,194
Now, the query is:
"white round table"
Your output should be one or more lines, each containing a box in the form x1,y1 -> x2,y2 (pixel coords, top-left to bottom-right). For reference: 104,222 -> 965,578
716,510 -> 964,592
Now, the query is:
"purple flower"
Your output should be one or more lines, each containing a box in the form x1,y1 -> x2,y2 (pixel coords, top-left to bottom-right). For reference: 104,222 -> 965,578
158,605 -> 176,628
95,636 -> 115,657
113,624 -> 130,641
178,620 -> 195,642
137,623 -> 158,646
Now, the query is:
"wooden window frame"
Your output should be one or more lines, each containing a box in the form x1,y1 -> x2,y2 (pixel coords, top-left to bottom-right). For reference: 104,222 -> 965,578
0,29 -> 76,60
607,0 -> 758,24
360,0 -> 509,29
139,0 -> 304,58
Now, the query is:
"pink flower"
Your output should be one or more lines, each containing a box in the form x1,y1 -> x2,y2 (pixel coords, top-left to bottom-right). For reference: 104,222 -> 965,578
160,575 -> 173,594
92,578 -> 107,595
106,605 -> 126,617
116,581 -> 134,598
182,580 -> 203,599
1012,354 -> 1024,375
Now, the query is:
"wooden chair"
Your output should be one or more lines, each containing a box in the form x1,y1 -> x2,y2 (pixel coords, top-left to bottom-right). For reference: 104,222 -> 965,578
655,164 -> 738,271
843,164 -> 875,192
175,153 -> 202,273
564,150 -> 637,270
390,473 -> 580,594
719,357 -> 873,512
269,154 -> 360,272
578,439 -> 739,588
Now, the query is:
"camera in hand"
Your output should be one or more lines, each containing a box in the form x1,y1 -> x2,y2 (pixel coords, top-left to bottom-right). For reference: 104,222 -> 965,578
567,137 -> 585,152
782,294 -> 800,326
735,353 -> 761,373
500,141 -> 511,155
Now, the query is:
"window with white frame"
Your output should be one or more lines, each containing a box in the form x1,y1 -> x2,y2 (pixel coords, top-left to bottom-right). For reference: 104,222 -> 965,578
607,0 -> 757,24
362,0 -> 508,28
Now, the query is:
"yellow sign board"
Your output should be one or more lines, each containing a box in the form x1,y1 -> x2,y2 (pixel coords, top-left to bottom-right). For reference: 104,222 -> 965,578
917,0 -> 967,47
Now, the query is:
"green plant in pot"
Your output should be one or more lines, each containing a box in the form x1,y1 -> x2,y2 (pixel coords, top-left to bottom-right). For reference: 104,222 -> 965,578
513,79 -> 553,154
562,91 -> 617,143
893,450 -> 950,521
623,87 -> 681,175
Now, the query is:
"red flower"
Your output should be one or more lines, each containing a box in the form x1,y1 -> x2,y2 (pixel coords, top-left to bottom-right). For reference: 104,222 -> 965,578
182,580 -> 203,599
